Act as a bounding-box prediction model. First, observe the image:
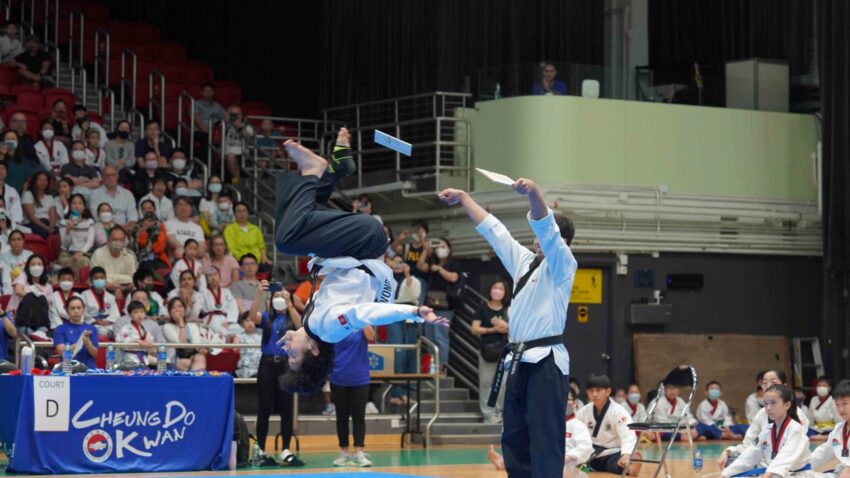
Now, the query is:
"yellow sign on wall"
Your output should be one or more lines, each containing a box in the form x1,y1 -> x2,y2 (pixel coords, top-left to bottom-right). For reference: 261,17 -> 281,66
571,269 -> 602,304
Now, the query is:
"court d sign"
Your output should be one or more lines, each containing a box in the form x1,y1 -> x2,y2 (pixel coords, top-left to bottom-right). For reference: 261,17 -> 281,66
33,376 -> 71,432
570,269 -> 602,304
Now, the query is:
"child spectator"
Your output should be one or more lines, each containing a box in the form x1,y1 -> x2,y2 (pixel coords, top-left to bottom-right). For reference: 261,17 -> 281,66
170,239 -> 206,290
208,193 -> 235,236
234,312 -> 262,378
34,119 -> 69,176
576,374 -> 641,476
200,265 -> 240,337
810,379 -> 850,473
695,381 -> 747,440
114,301 -> 158,367
810,376 -> 841,437
49,267 -> 80,329
650,383 -> 698,441
624,384 -> 648,423
81,266 -> 120,338
794,388 -> 814,426
745,370 -> 767,423
330,326 -> 375,467
167,269 -> 206,321
53,296 -> 99,370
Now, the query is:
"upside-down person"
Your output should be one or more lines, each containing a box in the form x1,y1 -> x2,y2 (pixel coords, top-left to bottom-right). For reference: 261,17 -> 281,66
273,128 -> 448,394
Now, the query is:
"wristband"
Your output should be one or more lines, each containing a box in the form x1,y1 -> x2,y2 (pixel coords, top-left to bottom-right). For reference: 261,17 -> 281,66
415,306 -> 421,318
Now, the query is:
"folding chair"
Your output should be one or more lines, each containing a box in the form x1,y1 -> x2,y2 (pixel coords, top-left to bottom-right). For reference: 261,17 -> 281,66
622,365 -> 698,478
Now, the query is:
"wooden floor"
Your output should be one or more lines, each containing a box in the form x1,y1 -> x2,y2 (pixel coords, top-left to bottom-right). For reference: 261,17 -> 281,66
3,436 -> 736,478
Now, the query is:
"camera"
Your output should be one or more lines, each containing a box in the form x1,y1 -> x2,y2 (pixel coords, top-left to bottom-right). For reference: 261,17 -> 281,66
429,239 -> 442,248
268,282 -> 284,293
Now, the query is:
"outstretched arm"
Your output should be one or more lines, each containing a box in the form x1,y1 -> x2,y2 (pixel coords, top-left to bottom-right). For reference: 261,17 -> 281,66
438,188 -> 489,226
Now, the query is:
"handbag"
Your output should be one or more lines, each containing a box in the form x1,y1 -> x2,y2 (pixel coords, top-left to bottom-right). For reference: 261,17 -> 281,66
425,290 -> 448,309
480,336 -> 508,362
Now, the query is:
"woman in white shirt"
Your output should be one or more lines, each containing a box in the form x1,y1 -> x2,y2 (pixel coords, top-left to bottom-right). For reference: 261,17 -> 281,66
167,269 -> 206,322
140,177 -> 175,222
34,119 -> 68,175
21,171 -> 57,238
721,384 -> 811,478
92,202 -> 115,249
57,193 -> 95,274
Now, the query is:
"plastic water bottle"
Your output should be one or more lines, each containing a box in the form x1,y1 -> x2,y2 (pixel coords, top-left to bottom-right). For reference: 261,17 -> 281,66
250,442 -> 262,467
494,82 -> 502,100
156,346 -> 167,372
693,448 -> 703,472
20,346 -> 33,375
62,343 -> 73,373
105,345 -> 116,371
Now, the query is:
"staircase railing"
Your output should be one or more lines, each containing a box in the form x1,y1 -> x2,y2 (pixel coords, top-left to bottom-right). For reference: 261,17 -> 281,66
41,0 -> 60,86
448,282 -> 488,397
148,68 -> 165,130
67,9 -> 86,104
93,27 -> 115,130
177,91 -> 196,162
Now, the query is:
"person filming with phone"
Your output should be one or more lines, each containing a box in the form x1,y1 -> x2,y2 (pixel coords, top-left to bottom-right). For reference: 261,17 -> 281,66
417,237 -> 460,374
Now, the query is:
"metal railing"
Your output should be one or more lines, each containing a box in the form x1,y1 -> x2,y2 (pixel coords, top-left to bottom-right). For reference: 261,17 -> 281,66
119,48 -> 136,115
148,69 -> 166,129
322,92 -> 473,197
208,118 -> 226,181
13,336 -> 443,444
93,28 -> 110,88
177,91 -> 196,161
67,9 -> 86,103
42,0 -> 59,47
19,0 -> 34,35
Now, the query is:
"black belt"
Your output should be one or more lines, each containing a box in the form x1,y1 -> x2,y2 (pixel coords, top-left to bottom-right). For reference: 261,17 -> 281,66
487,334 -> 563,407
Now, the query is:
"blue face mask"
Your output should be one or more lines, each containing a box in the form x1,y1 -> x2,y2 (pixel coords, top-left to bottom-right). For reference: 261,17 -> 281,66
93,279 -> 106,290
708,389 -> 721,400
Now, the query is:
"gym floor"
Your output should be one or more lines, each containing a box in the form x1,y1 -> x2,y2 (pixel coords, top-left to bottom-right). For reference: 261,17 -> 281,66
2,439 -> 737,477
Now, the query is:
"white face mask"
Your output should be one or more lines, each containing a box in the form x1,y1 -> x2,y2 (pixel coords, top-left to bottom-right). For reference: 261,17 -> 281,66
435,247 -> 450,259
217,202 -> 231,211
817,386 -> 830,397
29,265 -> 43,277
109,241 -> 124,252
272,297 -> 288,311
208,183 -> 222,194
176,187 -> 190,197
59,280 -> 74,291
628,393 -> 641,404
145,159 -> 158,170
72,150 -> 86,161
172,159 -> 186,171
99,212 -> 113,223
42,129 -> 54,140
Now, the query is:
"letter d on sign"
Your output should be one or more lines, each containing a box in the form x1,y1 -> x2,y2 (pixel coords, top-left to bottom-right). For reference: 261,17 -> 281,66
34,376 -> 70,431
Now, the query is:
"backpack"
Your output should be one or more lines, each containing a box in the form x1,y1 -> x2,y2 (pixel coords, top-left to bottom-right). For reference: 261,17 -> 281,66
15,292 -> 50,330
233,413 -> 251,468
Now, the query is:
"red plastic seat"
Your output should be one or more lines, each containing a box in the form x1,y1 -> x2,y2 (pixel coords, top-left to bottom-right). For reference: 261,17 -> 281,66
136,61 -> 155,81
14,90 -> 44,110
82,3 -> 109,24
0,295 -> 10,310
133,43 -> 160,63
133,23 -> 161,43
205,349 -> 240,373
242,101 -> 272,118
0,84 -> 10,95
0,66 -> 15,86
159,42 -> 187,64
10,84 -> 38,94
107,20 -> 134,43
185,61 -> 213,84
185,83 -> 202,99
23,234 -> 50,261
213,80 -> 242,107
162,98 -> 179,130
157,63 -> 186,83
43,88 -> 76,112
78,266 -> 90,285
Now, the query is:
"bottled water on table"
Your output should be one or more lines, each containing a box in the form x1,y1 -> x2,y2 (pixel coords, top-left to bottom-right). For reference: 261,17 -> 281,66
62,343 -> 73,373
156,346 -> 168,372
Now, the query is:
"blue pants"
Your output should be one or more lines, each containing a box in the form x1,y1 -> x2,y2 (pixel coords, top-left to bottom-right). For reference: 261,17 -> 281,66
501,352 -> 568,478
274,173 -> 388,260
385,321 -> 418,397
424,309 -> 452,366
696,423 -> 722,439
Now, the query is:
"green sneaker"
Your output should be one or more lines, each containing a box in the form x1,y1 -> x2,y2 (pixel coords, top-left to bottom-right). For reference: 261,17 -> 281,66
328,144 -> 357,176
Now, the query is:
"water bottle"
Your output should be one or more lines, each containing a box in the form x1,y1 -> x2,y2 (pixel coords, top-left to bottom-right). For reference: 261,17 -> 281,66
20,346 -> 33,375
62,343 -> 73,373
693,448 -> 703,472
156,346 -> 168,372
494,82 -> 502,100
105,345 -> 116,371
250,442 -> 262,466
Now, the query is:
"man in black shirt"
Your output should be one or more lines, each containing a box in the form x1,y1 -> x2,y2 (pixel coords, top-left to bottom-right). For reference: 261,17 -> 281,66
401,219 -> 430,305
14,35 -> 51,88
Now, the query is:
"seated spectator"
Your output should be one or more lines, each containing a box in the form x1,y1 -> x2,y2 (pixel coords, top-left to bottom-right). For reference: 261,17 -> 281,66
71,105 -> 108,143
200,265 -> 240,337
56,177 -> 73,216
531,62 -> 568,96
1,130 -> 35,196
0,163 -> 21,228
105,120 -> 135,181
131,150 -> 166,200
231,253 -> 265,314
21,171 -> 56,238
162,297 -> 203,371
140,177 -> 174,222
34,119 -> 69,175
90,225 -> 138,300
87,165 -> 138,229
83,127 -> 105,169
1,230 -> 32,292
162,149 -> 203,197
0,22 -> 23,64
167,269 -> 206,321
53,296 -> 99,370
234,312 -> 262,378
48,99 -> 71,142
194,82 -> 225,159
624,384 -> 648,423
14,35 -> 52,88
695,380 -> 746,440
165,196 -> 205,259
132,268 -> 166,313
208,192 -> 234,236
116,288 -> 164,324
136,199 -> 170,270
81,266 -> 120,338
203,235 -> 239,287
8,112 -> 37,161
256,119 -> 284,164
199,175 -> 224,227
223,104 -> 253,184
0,302 -> 16,361
8,254 -> 52,325
224,202 -> 270,267
352,193 -> 382,223
58,193 -> 95,273
49,267 -> 80,330
61,141 -> 101,194
651,383 -> 699,441
170,238 -> 206,290
92,202 -> 115,248
292,273 -> 324,313
134,120 -> 172,166
114,300 -> 159,366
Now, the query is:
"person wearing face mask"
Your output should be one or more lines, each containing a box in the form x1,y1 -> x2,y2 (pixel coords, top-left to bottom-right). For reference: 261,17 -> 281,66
105,120 -> 135,177
384,256 -> 420,407
81,266 -> 120,338
809,376 -> 841,438
49,267 -> 81,329
140,177 -> 175,222
695,381 -> 747,440
70,105 -> 108,144
131,150 -> 166,200
34,118 -> 69,174
163,149 -> 204,197
91,226 -> 138,301
399,219 -> 430,304
417,237 -> 459,374
199,176 -> 224,226
471,279 -> 509,423
793,388 -> 815,426
209,194 -> 235,235
624,384 -> 647,423
247,281 -> 302,466
8,254 -> 52,332
136,199 -> 171,270
92,202 -> 115,248
0,129 -> 31,196
60,140 -> 102,193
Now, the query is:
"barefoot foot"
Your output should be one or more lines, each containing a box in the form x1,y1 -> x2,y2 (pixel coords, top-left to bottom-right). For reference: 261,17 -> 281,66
336,127 -> 351,147
487,445 -> 505,471
284,140 -> 327,177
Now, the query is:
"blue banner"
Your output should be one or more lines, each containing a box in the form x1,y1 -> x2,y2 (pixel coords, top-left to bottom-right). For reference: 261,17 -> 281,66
0,375 -> 234,474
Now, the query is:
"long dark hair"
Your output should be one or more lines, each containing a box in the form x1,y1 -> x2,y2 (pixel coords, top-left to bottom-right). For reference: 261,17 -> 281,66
65,193 -> 92,220
27,171 -> 50,209
24,254 -> 47,286
765,384 -> 800,423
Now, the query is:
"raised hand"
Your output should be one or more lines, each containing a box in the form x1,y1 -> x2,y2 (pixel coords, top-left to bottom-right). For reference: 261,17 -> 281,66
512,178 -> 538,196
438,188 -> 467,206
418,306 -> 450,327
